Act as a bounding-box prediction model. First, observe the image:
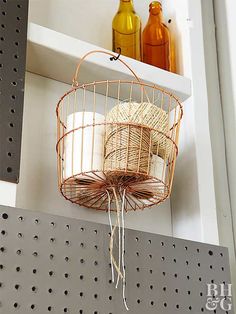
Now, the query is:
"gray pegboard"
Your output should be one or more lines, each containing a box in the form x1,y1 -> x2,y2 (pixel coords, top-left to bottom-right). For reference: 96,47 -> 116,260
0,205 -> 234,314
0,0 -> 28,183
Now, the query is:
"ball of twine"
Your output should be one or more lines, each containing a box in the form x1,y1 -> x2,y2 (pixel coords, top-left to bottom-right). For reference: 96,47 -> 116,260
104,124 -> 152,175
107,102 -> 169,155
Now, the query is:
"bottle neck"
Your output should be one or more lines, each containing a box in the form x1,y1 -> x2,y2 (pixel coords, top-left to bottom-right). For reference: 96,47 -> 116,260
119,0 -> 135,12
148,11 -> 163,24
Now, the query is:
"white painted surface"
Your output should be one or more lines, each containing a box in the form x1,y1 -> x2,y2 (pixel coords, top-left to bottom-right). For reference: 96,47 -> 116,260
16,72 -> 172,236
214,0 -> 236,247
171,0 -> 219,245
0,181 -> 17,207
214,0 -> 236,300
26,23 -> 191,104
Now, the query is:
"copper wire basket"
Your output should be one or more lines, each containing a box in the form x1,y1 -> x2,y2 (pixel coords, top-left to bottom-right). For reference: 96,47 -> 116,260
56,50 -> 183,211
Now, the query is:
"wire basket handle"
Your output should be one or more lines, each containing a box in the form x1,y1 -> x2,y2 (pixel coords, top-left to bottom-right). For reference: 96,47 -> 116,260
72,49 -> 142,86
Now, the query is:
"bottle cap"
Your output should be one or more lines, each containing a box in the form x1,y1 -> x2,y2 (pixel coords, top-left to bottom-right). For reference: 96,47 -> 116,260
149,1 -> 162,14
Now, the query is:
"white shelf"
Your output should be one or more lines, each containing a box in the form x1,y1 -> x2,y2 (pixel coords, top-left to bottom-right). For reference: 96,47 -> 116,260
26,23 -> 191,103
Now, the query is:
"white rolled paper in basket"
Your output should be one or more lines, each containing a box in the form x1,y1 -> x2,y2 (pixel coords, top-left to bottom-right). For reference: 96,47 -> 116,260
129,155 -> 166,201
64,112 -> 105,183
150,155 -> 166,180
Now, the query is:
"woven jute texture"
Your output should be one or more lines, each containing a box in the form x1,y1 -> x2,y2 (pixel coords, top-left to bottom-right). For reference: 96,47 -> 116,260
104,124 -> 152,175
107,102 -> 170,155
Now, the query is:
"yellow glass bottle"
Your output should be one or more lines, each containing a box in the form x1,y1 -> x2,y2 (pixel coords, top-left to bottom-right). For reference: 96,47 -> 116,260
143,1 -> 171,71
112,0 -> 141,60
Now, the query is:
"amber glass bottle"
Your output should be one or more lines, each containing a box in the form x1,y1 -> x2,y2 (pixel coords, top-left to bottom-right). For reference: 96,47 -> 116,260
112,0 -> 141,60
143,1 -> 171,71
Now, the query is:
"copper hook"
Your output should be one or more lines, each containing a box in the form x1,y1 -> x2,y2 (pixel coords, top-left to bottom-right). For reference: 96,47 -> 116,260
110,47 -> 121,61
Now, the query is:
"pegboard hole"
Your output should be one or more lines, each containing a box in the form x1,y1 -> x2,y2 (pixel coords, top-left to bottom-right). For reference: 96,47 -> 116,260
15,284 -> 20,290
150,301 -> 154,306
10,108 -> 15,114
208,250 -> 213,256
32,251 -> 38,257
137,299 -> 141,304
15,28 -> 20,33
49,271 -> 54,277
64,290 -> 68,295
9,123 -> 14,128
0,246 -> 5,252
14,54 -> 19,59
32,269 -> 37,274
13,67 -> 18,72
94,277 -> 98,282
11,95 -> 16,100
79,292 -> 83,297
63,308 -> 68,313
48,306 -> 52,311
49,254 -> 54,260
163,302 -> 167,307
48,288 -> 53,294
1,230 -> 6,235
7,152 -> 12,157
31,286 -> 37,292
1,24 -> 5,29
16,16 -> 21,20
16,249 -> 22,255
15,41 -> 19,46
64,273 -> 69,278
65,256 -> 69,262
0,264 -> 3,270
79,275 -> 84,280
2,213 -> 8,219
30,304 -> 35,310
17,4 -> 22,8
14,303 -> 19,308
16,266 -> 21,272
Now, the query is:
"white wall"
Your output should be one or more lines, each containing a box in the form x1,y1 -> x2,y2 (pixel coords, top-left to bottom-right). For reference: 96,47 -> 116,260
213,0 -> 236,300
16,72 -> 172,236
214,0 -> 236,248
